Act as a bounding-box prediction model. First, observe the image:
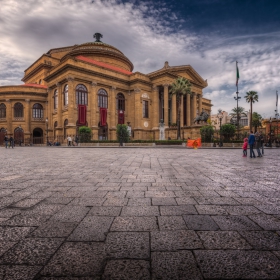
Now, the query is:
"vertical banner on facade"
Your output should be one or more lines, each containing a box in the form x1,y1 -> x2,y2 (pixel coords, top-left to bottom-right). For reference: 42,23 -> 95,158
78,105 -> 87,125
118,110 -> 124,124
100,108 -> 107,126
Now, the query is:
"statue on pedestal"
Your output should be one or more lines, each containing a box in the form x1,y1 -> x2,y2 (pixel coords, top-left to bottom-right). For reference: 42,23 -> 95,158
159,119 -> 165,140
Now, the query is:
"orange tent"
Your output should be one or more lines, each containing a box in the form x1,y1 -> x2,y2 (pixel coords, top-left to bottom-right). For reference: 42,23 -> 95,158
187,138 -> 201,149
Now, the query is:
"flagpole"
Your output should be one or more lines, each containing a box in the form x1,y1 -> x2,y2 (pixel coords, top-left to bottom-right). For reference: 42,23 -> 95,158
234,61 -> 241,139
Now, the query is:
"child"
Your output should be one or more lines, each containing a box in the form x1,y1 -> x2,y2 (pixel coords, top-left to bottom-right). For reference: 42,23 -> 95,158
242,138 -> 248,157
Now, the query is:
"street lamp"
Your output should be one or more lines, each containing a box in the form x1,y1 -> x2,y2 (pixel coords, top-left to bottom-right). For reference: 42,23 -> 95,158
217,109 -> 223,147
46,117 -> 49,146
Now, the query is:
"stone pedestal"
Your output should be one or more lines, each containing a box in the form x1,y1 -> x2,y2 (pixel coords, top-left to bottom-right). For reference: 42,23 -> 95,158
159,120 -> 165,140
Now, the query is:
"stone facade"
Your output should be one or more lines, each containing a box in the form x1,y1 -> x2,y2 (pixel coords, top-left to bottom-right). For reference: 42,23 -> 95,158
0,36 -> 212,144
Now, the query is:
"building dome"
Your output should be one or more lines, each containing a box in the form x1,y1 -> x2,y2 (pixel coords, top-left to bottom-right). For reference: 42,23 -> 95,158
61,36 -> 134,72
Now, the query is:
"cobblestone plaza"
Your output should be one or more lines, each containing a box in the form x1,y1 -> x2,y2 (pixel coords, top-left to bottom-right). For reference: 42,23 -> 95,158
1,147 -> 280,279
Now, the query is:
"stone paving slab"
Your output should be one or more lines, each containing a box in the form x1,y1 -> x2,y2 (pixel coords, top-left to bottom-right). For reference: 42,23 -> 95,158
1,147 -> 280,279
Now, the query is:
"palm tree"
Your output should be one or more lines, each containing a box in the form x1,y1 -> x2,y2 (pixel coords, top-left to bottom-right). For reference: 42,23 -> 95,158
169,77 -> 192,139
245,91 -> 258,131
229,107 -> 247,127
251,112 -> 262,133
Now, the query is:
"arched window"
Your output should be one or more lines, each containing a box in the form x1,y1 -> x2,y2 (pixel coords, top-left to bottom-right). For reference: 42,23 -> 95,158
64,84 -> 68,106
54,89 -> 58,109
14,102 -> 23,118
0,103 -> 6,118
76,84 -> 88,105
54,121 -> 58,128
98,89 -> 108,108
117,93 -> 125,111
32,103 -> 43,118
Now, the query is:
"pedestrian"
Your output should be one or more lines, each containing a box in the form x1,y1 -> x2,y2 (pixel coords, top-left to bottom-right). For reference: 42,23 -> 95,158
259,131 -> 264,155
254,132 -> 262,157
242,137 -> 248,157
4,135 -> 9,148
248,131 -> 256,158
9,136 -> 14,149
67,135 -> 72,146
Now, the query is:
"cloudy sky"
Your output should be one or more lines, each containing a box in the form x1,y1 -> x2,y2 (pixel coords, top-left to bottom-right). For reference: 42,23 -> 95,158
1,0 -> 280,118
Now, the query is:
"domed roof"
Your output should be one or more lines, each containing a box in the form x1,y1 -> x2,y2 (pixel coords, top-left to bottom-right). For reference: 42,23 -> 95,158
61,34 -> 134,72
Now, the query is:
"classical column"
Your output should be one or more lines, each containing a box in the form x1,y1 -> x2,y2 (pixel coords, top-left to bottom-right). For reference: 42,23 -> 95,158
192,93 -> 197,120
180,95 -> 184,127
25,99 -> 31,134
198,94 -> 202,114
163,84 -> 169,126
152,85 -> 159,128
172,94 -> 176,124
6,99 -> 12,134
56,82 -> 62,128
110,86 -> 116,129
187,93 -> 191,126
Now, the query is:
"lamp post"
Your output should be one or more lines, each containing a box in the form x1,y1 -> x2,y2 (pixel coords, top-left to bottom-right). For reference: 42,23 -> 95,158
217,109 -> 223,147
46,117 -> 49,146
234,92 -> 241,140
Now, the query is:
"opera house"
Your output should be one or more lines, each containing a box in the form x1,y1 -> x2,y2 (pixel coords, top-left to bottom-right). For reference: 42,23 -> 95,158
0,33 -> 212,145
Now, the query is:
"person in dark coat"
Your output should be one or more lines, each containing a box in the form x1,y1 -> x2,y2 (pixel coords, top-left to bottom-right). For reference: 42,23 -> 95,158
248,131 -> 256,158
254,132 -> 262,157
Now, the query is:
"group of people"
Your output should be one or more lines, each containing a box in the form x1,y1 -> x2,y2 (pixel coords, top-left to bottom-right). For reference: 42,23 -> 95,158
67,135 -> 79,146
4,135 -> 15,148
243,131 -> 264,158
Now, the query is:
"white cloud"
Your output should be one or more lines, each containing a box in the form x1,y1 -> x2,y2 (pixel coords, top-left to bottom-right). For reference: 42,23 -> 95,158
0,0 -> 279,118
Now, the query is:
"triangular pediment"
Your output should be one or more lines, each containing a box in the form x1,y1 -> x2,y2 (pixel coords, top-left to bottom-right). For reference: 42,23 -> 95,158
147,64 -> 207,88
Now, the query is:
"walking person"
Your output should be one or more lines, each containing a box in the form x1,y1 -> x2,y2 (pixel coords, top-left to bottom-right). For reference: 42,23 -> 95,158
248,131 -> 256,158
255,132 -> 262,157
67,135 -> 72,146
242,137 -> 248,157
9,136 -> 14,149
259,131 -> 264,155
4,135 -> 9,148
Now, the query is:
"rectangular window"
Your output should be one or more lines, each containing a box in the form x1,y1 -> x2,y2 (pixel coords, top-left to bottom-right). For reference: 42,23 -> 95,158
143,100 -> 149,118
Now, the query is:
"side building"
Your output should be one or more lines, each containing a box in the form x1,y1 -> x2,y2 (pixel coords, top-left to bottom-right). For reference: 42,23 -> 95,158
0,34 -> 212,145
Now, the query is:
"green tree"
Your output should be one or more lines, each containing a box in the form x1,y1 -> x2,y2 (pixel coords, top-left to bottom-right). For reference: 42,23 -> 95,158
244,91 -> 258,131
251,112 -> 262,132
116,124 -> 129,145
220,124 -> 236,141
78,126 -> 91,143
230,107 -> 247,127
169,77 -> 192,139
200,125 -> 214,142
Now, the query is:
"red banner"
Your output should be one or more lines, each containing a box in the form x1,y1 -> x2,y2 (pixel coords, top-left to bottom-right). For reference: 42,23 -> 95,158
78,105 -> 86,125
100,108 -> 107,126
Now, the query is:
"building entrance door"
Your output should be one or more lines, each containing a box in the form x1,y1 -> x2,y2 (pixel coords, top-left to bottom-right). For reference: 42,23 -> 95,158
33,128 -> 43,144
14,127 -> 24,145
98,122 -> 108,140
0,128 -> 6,145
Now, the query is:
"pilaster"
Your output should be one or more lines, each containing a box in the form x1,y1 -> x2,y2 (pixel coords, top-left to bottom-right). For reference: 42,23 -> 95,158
66,76 -> 76,128
198,94 -> 202,114
25,99 -> 31,134
110,86 -> 116,129
56,82 -> 62,128
6,99 -> 12,134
